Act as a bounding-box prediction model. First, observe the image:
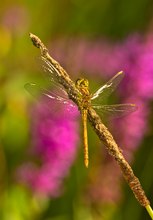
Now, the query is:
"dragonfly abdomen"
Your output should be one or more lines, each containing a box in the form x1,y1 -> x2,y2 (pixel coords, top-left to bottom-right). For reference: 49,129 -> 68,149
82,109 -> 89,168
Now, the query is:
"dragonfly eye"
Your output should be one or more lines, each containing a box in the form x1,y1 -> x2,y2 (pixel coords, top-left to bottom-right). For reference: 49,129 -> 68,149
75,78 -> 89,89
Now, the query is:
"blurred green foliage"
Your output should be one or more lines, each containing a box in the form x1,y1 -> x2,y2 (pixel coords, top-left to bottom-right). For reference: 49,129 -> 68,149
0,0 -> 153,219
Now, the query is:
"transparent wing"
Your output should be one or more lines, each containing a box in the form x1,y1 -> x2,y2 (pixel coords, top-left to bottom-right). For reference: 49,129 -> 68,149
39,56 -> 81,99
25,83 -> 76,110
41,56 -> 61,82
93,103 -> 137,118
38,56 -> 71,97
91,71 -> 124,103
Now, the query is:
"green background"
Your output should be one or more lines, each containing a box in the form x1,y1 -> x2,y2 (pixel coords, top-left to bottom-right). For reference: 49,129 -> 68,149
0,0 -> 153,219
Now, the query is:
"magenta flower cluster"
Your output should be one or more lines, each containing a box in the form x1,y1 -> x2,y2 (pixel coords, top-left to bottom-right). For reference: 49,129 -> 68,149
18,102 -> 79,197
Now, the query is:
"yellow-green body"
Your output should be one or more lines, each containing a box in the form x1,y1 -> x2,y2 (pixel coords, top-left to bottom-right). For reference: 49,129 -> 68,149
75,78 -> 91,168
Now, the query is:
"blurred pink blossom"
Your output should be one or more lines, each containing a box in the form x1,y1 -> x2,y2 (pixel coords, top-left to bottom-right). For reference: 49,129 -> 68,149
18,101 -> 79,197
2,5 -> 29,34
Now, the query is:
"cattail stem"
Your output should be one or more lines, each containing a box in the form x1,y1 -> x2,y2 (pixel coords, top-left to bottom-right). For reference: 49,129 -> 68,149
29,33 -> 152,218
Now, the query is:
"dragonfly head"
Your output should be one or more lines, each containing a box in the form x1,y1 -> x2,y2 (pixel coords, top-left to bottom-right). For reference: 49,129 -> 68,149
75,78 -> 89,90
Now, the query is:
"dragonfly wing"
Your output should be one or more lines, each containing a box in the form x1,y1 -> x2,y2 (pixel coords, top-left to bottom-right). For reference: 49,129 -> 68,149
91,71 -> 125,103
41,56 -> 60,82
93,103 -> 137,118
25,83 -> 76,110
39,56 -> 69,98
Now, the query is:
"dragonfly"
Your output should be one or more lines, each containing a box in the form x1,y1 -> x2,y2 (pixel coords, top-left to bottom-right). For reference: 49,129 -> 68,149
25,57 -> 137,168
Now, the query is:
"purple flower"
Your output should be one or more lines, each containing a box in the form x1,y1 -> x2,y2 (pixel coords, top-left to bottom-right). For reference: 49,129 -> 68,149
18,101 -> 79,197
2,5 -> 29,34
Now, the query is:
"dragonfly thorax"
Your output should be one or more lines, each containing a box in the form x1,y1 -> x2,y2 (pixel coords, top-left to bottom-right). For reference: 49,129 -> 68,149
75,78 -> 91,110
75,78 -> 90,95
